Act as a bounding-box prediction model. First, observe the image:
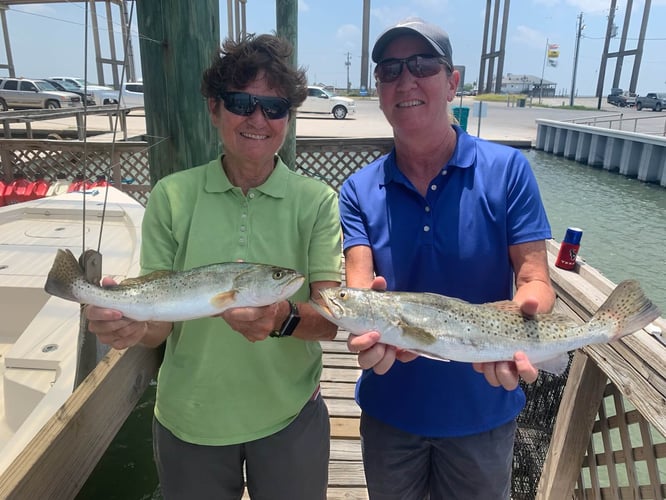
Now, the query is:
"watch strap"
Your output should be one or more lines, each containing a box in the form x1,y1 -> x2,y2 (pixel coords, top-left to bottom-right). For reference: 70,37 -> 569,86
270,300 -> 300,338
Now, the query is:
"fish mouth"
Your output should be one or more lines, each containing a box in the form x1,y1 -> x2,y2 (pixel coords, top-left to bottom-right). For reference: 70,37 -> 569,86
311,290 -> 343,319
310,298 -> 333,318
288,275 -> 306,290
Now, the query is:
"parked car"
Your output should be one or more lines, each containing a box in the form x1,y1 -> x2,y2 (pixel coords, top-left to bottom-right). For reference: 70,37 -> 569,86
635,92 -> 666,112
119,81 -> 144,109
0,77 -> 82,110
607,88 -> 636,107
300,86 -> 355,119
44,78 -> 95,106
49,77 -> 119,106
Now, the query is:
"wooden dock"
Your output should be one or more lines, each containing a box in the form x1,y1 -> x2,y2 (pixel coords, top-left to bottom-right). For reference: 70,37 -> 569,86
321,333 -> 367,500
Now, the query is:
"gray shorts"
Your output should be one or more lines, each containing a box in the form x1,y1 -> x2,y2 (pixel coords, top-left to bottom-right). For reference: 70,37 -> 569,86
153,395 -> 330,500
360,412 -> 516,500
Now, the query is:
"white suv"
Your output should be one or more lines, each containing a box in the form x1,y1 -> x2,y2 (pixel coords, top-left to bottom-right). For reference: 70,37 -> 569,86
0,78 -> 82,110
300,86 -> 355,119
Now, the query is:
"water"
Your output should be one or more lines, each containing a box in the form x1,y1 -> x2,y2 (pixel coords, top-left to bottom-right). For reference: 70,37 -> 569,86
526,150 -> 666,313
75,151 -> 665,499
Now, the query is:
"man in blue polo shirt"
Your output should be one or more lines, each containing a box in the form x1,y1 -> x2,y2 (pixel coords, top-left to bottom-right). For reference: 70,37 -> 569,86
340,18 -> 556,499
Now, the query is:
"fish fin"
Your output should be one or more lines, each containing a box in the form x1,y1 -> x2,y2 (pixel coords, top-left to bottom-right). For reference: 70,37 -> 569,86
211,290 -> 237,309
119,270 -> 174,286
404,349 -> 451,363
44,248 -> 85,302
534,354 -> 571,375
396,320 -> 438,345
590,280 -> 661,340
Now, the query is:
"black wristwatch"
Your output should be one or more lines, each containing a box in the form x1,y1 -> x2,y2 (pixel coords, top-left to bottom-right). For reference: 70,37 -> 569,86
270,300 -> 300,338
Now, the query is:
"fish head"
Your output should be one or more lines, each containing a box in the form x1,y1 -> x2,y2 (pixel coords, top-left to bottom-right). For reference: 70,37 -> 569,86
311,287 -> 378,334
233,264 -> 305,306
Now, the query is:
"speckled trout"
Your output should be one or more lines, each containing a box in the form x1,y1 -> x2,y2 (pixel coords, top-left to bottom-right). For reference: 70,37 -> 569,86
312,280 -> 661,374
45,248 -> 305,322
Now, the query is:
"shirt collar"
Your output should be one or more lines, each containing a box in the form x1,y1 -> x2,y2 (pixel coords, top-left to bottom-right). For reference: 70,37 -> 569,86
205,155 -> 291,198
382,125 -> 476,185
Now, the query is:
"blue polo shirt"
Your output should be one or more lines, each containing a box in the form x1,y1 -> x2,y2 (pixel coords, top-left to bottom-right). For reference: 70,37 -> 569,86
339,126 -> 552,437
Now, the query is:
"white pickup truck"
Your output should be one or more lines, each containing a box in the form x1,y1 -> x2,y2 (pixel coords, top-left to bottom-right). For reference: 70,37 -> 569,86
49,77 -> 144,109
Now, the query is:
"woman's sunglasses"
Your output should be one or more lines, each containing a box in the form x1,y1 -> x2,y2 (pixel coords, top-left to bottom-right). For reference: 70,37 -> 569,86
218,92 -> 291,120
375,54 -> 450,84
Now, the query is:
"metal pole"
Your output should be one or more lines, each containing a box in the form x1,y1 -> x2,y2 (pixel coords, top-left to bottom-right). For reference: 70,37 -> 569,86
345,52 -> 351,93
539,38 -> 548,104
570,13 -> 583,107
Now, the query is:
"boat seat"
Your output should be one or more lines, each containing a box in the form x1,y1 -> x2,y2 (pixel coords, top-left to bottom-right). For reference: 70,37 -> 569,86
5,296 -> 79,371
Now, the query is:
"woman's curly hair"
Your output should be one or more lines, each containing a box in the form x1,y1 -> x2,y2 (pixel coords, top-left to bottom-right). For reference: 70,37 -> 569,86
201,33 -> 308,118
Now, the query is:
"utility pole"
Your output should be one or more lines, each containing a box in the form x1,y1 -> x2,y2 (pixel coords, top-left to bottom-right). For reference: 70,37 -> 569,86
360,0 -> 370,94
276,0 -> 298,167
136,0 -> 220,183
570,12 -> 584,107
345,52 -> 352,93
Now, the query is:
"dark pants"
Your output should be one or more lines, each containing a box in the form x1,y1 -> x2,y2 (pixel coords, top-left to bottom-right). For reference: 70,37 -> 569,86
153,396 -> 330,500
360,412 -> 516,500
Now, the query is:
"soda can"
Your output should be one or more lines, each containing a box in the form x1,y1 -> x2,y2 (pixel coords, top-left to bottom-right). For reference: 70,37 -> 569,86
555,227 -> 583,270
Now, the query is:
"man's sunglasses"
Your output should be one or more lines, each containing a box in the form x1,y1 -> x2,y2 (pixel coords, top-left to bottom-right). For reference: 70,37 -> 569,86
375,54 -> 450,84
218,92 -> 291,120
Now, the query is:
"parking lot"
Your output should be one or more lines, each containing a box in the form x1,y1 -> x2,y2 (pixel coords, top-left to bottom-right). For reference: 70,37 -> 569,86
7,95 -> 666,144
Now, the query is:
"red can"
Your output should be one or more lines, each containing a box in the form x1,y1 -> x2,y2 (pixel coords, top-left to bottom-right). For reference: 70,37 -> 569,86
555,227 -> 583,270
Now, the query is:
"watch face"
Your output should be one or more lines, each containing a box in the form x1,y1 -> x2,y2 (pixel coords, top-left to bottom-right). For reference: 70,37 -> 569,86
281,311 -> 301,337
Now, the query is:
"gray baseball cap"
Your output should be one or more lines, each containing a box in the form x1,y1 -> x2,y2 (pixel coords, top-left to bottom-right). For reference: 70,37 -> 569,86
372,18 -> 453,68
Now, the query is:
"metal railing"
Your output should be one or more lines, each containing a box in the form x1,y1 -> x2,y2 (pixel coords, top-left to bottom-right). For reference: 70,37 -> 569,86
566,112 -> 666,136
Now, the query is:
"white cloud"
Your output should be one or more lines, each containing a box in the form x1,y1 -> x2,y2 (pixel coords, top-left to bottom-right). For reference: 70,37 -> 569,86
512,25 -> 546,46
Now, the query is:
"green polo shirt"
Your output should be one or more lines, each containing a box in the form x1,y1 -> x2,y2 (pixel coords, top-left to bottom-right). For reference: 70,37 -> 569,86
141,156 -> 341,445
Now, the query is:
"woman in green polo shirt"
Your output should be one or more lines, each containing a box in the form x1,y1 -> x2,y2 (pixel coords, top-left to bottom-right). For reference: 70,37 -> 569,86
86,34 -> 341,500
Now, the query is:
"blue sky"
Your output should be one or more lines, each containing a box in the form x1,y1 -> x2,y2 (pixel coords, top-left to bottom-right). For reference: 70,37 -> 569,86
2,0 -> 665,96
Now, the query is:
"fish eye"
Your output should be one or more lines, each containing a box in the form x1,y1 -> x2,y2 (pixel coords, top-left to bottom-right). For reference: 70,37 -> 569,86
338,290 -> 347,299
273,270 -> 285,280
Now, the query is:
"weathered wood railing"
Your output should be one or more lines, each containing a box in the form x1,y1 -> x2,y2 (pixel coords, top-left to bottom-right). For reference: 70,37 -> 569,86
0,137 -> 664,499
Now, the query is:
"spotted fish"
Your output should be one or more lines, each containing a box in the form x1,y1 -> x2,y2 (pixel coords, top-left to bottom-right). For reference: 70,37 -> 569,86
45,248 -> 304,322
311,280 -> 661,374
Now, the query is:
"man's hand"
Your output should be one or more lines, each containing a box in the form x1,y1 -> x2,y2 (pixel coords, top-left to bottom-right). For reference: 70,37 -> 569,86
472,300 -> 540,390
220,302 -> 282,342
346,276 -> 417,374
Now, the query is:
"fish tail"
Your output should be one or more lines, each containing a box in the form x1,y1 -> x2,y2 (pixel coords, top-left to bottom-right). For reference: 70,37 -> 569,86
44,249 -> 85,302
590,280 -> 661,341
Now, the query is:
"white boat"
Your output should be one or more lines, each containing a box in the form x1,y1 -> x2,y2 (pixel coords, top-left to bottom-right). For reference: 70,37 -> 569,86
0,186 -> 143,479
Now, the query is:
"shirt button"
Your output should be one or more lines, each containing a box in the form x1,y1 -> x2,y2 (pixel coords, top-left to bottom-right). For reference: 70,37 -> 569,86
248,192 -> 255,199
425,206 -> 431,212
240,226 -> 246,232
430,185 -> 437,191
241,213 -> 247,218
423,225 -> 430,232
442,170 -> 448,176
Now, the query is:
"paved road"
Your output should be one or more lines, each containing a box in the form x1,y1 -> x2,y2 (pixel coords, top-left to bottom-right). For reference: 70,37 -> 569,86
14,96 -> 666,144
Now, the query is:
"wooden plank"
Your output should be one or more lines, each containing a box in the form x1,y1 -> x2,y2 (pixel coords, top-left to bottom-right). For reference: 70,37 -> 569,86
582,343 -> 666,436
330,417 -> 360,439
328,462 -> 367,486
325,398 -> 362,418
322,367 -> 361,383
0,346 -> 160,499
326,488 -> 369,500
536,351 -> 608,499
324,352 -> 362,368
330,439 -> 363,461
321,381 -> 357,398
